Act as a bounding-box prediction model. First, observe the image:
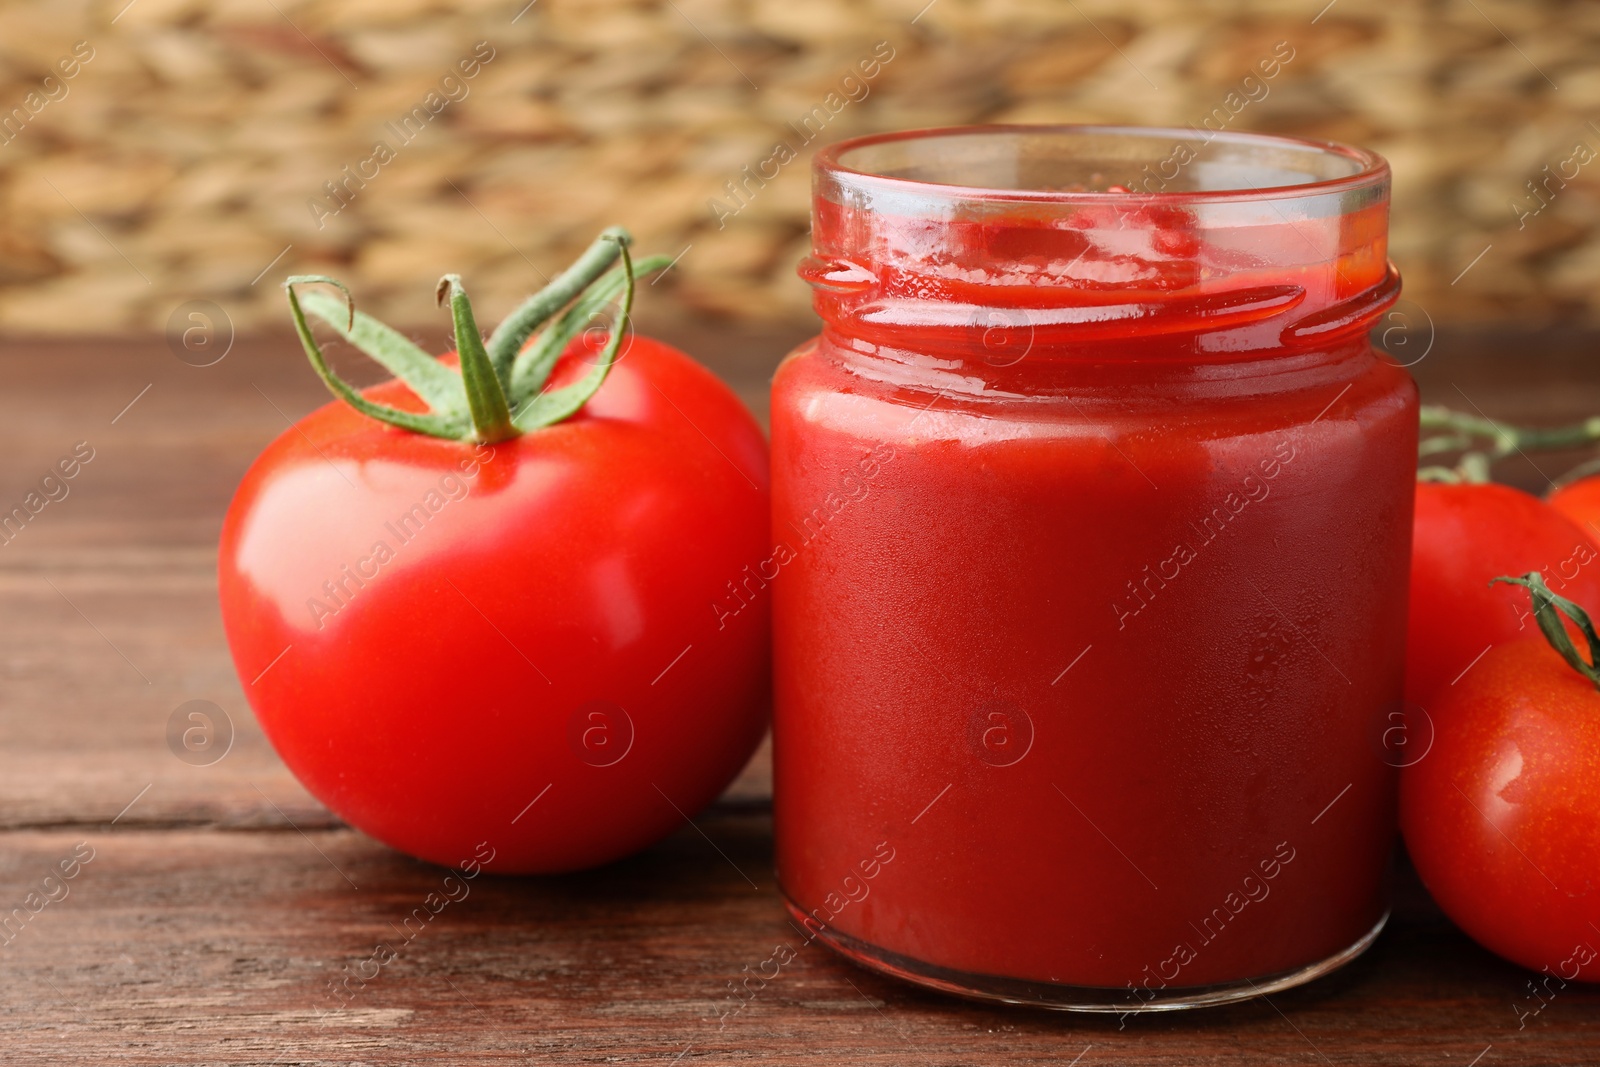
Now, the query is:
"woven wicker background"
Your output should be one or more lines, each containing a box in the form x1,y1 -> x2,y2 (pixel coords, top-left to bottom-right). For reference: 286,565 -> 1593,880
0,0 -> 1595,341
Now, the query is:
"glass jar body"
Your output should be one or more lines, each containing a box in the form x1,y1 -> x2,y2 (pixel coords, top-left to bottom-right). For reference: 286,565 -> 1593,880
770,126 -> 1417,1011
770,335 -> 1416,1009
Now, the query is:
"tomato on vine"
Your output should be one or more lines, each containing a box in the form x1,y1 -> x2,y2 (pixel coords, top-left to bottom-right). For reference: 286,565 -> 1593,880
1407,482 -> 1600,706
219,229 -> 771,873
1401,572 -> 1600,981
1549,475 -> 1600,549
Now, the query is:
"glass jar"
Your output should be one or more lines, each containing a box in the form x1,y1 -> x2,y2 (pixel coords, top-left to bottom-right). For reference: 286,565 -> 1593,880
770,126 -> 1417,1013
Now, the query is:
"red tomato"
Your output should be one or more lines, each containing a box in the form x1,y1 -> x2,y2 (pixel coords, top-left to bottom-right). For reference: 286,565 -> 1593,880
1401,635 -> 1600,979
1549,476 -> 1600,548
219,336 -> 771,873
1407,483 -> 1600,706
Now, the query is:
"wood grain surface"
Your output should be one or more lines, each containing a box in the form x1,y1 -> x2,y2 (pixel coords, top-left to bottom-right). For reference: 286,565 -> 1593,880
1,327 -> 1597,1064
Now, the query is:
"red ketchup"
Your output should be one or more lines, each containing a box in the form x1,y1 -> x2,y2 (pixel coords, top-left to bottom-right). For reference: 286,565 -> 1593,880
770,126 -> 1417,1011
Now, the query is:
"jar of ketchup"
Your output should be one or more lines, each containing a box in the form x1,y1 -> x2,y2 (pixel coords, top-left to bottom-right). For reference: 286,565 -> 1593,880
770,126 -> 1416,1012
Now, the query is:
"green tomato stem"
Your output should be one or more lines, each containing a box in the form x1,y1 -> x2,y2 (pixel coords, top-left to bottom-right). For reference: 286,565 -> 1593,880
1417,406 -> 1600,485
513,240 -> 636,432
281,228 -> 666,442
1550,454 -> 1600,492
437,274 -> 516,443
285,275 -> 468,439
486,226 -> 630,381
1419,406 -> 1600,457
1417,465 -> 1464,484
1492,572 -> 1600,692
295,288 -> 466,413
509,252 -> 670,400
1458,452 -> 1492,484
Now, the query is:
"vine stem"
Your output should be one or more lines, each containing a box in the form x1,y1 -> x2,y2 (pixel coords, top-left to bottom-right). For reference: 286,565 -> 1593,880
1419,406 -> 1600,458
1418,406 -> 1600,487
1551,454 -> 1600,490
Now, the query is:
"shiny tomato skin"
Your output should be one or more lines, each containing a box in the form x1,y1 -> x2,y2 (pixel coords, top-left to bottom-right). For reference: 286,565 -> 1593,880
219,337 -> 771,873
1401,638 -> 1600,979
1407,483 -> 1600,706
1549,477 -> 1600,547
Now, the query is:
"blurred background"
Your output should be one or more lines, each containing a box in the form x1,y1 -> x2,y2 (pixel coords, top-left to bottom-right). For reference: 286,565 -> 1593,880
0,0 -> 1596,343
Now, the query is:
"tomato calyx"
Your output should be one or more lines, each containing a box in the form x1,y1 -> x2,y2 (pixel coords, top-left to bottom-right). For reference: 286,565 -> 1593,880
1492,571 -> 1600,691
283,228 -> 669,443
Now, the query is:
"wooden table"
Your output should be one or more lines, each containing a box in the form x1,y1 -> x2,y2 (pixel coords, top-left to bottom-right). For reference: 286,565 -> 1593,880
2,327 -> 1597,1065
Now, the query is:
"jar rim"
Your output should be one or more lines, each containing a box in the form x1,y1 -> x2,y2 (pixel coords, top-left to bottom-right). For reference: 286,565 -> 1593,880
816,124 -> 1390,206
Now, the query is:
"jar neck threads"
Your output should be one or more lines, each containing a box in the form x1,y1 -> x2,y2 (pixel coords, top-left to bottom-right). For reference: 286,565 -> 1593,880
807,125 -> 1395,368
